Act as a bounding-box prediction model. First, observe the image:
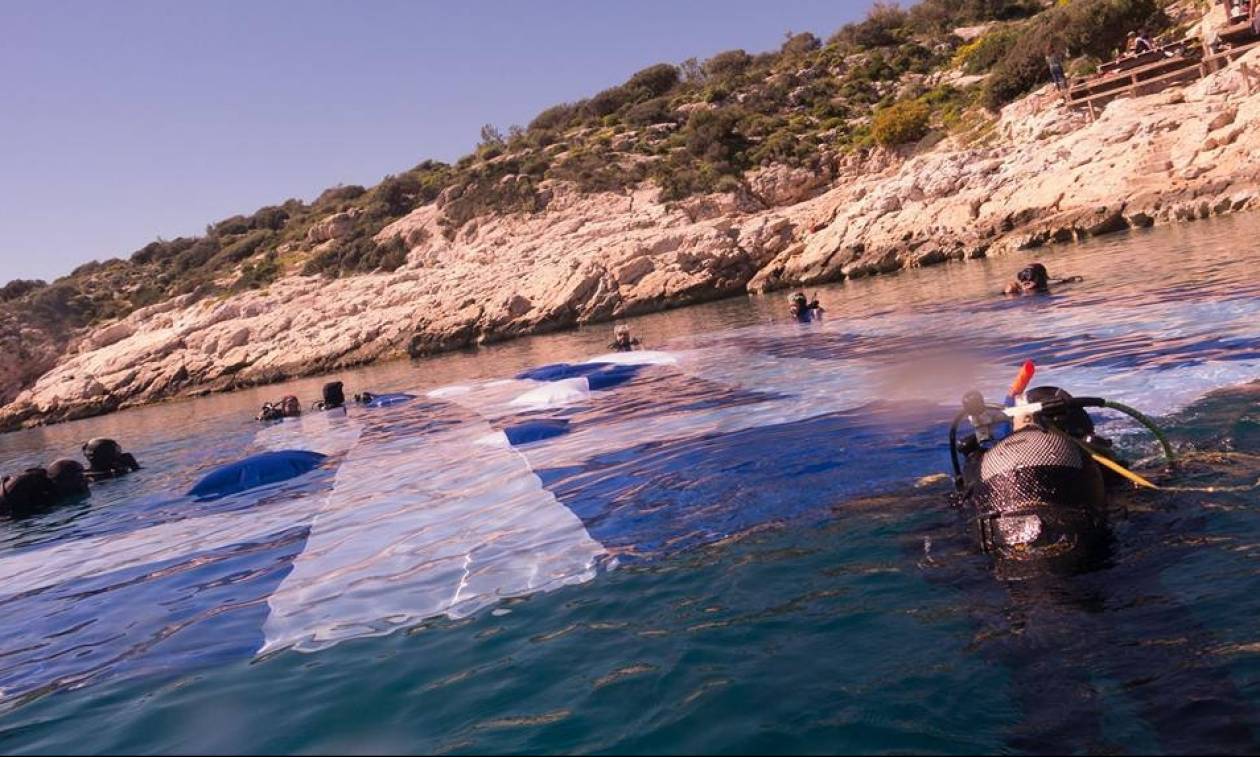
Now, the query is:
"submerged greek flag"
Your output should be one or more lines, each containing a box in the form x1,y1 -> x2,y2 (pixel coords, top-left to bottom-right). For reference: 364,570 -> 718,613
2,289 -> 1259,699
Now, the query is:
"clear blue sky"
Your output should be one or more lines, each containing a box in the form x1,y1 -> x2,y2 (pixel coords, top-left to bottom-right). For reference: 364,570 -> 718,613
1,0 -> 869,282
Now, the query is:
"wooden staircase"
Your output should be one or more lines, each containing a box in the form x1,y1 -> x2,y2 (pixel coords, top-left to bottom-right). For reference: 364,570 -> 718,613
1063,14 -> 1260,119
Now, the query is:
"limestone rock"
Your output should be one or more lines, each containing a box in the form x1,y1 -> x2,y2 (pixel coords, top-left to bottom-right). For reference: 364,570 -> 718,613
6,48 -> 1260,430
306,211 -> 359,243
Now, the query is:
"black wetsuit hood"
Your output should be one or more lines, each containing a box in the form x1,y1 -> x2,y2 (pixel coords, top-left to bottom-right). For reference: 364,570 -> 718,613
47,459 -> 90,499
1017,263 -> 1050,293
321,382 -> 345,410
83,438 -> 140,479
0,468 -> 59,517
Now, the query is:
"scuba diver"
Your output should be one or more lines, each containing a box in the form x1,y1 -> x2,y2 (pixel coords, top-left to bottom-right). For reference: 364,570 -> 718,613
47,458 -> 90,499
0,458 -> 93,517
789,292 -> 824,322
314,381 -> 346,411
82,438 -> 142,481
0,468 -> 59,517
1003,263 -> 1083,296
257,394 -> 302,422
949,362 -> 1172,575
609,324 -> 641,352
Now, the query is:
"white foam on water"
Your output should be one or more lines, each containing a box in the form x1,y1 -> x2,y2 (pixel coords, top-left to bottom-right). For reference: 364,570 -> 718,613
582,350 -> 680,366
508,377 -> 591,409
426,384 -> 472,399
258,414 -> 606,654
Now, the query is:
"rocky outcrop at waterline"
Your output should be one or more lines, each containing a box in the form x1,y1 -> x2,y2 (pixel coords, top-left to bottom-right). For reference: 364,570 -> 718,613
4,50 -> 1260,431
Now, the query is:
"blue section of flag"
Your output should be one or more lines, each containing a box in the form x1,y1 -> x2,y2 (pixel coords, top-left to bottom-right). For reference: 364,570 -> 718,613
537,401 -> 946,557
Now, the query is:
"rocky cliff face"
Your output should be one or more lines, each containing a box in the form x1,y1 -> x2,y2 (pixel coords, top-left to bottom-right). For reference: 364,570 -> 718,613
5,50 -> 1260,430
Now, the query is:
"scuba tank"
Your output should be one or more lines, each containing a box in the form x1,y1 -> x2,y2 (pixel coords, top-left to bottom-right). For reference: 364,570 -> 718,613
948,364 -> 1174,572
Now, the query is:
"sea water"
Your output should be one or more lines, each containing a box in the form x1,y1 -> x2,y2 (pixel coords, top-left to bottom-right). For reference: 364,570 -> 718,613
1,214 -> 1259,754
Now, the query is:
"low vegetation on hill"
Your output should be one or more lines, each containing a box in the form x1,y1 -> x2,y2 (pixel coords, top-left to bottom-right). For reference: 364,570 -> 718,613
3,0 -> 1172,345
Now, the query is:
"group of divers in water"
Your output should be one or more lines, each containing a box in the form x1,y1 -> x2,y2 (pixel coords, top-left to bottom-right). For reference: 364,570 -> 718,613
0,261 -> 1211,575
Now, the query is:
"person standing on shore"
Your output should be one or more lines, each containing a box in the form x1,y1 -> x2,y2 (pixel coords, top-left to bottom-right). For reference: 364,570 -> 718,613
1045,47 -> 1068,92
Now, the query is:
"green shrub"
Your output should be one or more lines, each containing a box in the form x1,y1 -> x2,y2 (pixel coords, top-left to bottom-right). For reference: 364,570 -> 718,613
215,229 -> 275,265
587,86 -> 629,117
303,234 -> 408,278
374,174 -> 424,216
28,283 -> 96,331
625,63 -> 679,98
314,185 -> 367,207
850,51 -> 900,82
1068,55 -> 1100,76
519,153 -> 550,177
703,49 -> 752,82
907,0 -> 1041,32
704,85 -> 730,103
529,102 -> 581,132
0,279 -> 47,302
890,42 -> 940,74
212,215 -> 251,237
781,32 -> 822,57
248,205 -> 290,231
750,129 -> 818,166
71,260 -> 105,277
438,174 -> 545,236
235,251 -> 281,289
624,97 -> 675,126
171,238 -> 220,275
548,149 -> 642,193
479,123 -> 505,149
829,2 -> 909,49
682,107 -> 748,164
953,26 -> 1021,74
130,236 -> 195,265
872,98 -> 931,146
653,160 -> 722,201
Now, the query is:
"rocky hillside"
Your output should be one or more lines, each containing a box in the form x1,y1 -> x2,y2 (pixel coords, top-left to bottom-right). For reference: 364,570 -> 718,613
3,0 -> 1257,429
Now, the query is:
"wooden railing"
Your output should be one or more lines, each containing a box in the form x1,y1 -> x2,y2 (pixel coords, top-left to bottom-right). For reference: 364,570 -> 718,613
1063,37 -> 1260,119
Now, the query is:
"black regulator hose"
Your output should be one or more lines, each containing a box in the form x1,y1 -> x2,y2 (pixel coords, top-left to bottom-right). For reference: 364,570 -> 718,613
947,394 -> 1175,488
1035,396 -> 1175,465
1103,400 -> 1177,464
949,409 -> 968,484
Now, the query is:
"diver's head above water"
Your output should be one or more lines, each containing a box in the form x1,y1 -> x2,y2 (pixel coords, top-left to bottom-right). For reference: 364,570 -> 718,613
279,395 -> 301,417
319,381 -> 346,410
788,292 -> 822,322
610,324 -> 639,352
0,468 -> 59,517
82,438 -> 141,480
46,459 -> 90,499
1008,263 -> 1050,295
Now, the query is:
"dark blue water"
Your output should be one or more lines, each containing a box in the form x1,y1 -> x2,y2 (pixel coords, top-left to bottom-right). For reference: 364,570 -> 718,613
1,215 -> 1259,754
